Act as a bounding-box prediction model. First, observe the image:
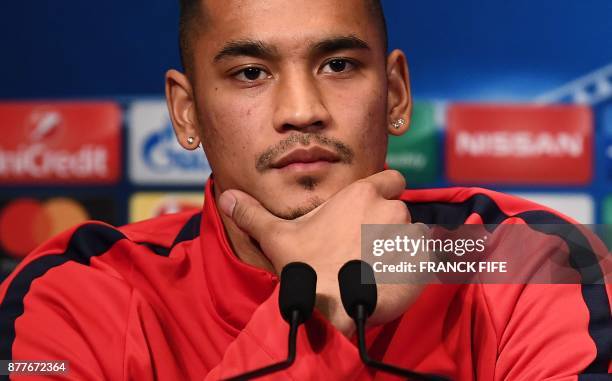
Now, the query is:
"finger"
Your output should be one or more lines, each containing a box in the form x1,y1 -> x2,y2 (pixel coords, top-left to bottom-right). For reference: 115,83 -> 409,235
386,199 -> 412,223
363,170 -> 406,199
293,198 -> 329,222
218,189 -> 281,242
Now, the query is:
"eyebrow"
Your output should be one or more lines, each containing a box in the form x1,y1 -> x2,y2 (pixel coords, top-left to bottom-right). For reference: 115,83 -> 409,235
214,40 -> 278,62
310,35 -> 371,56
213,35 -> 371,63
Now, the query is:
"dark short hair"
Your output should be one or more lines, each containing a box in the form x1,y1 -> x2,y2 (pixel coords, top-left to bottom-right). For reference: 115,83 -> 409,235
178,0 -> 388,73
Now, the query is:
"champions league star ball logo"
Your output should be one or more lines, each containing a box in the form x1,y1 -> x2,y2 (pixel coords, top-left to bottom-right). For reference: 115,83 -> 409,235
142,119 -> 209,173
128,101 -> 211,185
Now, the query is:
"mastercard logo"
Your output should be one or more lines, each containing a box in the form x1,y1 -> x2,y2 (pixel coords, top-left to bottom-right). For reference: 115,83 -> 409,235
129,192 -> 202,223
0,198 -> 89,259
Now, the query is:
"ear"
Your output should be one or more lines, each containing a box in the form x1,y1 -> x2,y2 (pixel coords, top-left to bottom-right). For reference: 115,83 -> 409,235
385,49 -> 412,136
165,69 -> 201,150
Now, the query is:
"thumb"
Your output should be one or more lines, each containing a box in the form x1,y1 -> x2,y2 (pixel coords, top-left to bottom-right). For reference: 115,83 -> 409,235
218,189 -> 279,242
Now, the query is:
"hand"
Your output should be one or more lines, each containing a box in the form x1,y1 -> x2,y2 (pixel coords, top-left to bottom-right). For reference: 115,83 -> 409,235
218,170 -> 424,336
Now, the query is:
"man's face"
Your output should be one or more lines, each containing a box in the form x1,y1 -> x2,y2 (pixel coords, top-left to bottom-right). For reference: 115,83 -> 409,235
190,0 -> 391,219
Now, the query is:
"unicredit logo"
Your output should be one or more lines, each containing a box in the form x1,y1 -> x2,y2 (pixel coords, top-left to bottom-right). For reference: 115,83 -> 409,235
0,144 -> 108,178
28,110 -> 62,142
0,102 -> 121,184
455,131 -> 584,158
0,108 -> 109,178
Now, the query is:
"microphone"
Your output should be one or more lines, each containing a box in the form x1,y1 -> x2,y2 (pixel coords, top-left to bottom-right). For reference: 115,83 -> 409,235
338,260 -> 450,381
224,262 -> 317,381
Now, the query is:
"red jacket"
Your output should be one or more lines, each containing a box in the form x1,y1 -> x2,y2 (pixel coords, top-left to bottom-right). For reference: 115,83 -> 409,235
1,180 -> 610,380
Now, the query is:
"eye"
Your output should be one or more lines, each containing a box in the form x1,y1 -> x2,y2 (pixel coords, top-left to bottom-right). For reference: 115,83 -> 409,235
321,59 -> 356,74
234,67 -> 270,82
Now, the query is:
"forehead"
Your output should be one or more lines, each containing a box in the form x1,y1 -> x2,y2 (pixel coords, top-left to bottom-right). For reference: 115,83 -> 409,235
199,0 -> 380,55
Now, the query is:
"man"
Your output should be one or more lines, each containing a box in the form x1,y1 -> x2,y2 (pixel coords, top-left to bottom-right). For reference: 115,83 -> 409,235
1,0 -> 610,380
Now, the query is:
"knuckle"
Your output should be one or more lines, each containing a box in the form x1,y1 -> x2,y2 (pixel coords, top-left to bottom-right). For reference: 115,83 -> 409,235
388,200 -> 411,223
400,201 -> 412,222
387,169 -> 406,188
413,222 -> 430,237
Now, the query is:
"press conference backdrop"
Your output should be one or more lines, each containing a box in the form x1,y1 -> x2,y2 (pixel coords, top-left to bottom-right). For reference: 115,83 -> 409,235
1,1 -> 612,280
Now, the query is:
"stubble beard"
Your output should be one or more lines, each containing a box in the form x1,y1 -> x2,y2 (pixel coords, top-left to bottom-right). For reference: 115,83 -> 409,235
274,176 -> 325,220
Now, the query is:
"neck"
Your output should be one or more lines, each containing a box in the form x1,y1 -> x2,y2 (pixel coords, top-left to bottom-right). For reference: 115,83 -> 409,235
213,183 -> 277,274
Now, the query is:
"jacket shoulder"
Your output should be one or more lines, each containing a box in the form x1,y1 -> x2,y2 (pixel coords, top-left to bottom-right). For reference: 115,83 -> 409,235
118,209 -> 202,248
400,186 -> 579,224
0,210 -> 202,302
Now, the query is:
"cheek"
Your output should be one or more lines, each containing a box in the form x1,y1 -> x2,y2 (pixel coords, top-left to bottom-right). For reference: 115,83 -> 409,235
197,94 -> 265,172
330,87 -> 388,155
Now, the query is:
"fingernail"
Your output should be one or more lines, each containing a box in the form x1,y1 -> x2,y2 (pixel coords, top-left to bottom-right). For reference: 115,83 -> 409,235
218,192 -> 237,217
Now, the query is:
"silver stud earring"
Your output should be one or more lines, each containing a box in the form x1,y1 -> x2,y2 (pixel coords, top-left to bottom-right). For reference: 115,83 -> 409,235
187,136 -> 195,145
391,118 -> 406,130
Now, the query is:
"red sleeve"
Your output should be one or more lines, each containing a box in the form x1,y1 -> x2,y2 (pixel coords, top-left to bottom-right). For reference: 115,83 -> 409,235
404,187 -> 611,378
3,264 -> 135,380
479,284 -> 611,381
478,191 -> 612,379
206,285 -> 369,380
0,223 -> 155,381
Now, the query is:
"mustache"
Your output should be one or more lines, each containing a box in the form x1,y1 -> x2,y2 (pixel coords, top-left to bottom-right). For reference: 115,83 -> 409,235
255,133 -> 354,172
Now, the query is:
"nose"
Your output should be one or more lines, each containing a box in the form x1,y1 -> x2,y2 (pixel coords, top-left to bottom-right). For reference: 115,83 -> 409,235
272,69 -> 330,133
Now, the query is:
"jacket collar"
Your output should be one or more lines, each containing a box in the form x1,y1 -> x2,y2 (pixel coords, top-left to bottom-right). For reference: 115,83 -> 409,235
199,178 -> 279,331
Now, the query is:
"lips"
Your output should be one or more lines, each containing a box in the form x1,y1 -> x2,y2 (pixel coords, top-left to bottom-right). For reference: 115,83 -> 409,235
271,146 -> 340,169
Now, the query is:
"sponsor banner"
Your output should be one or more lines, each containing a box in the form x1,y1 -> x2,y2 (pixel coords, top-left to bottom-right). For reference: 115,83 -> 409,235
386,102 -> 438,184
602,196 -> 612,249
128,101 -> 211,185
129,192 -> 202,223
0,102 -> 121,184
512,193 -> 594,224
446,104 -> 593,184
602,103 -> 612,181
0,195 -> 117,281
603,196 -> 612,225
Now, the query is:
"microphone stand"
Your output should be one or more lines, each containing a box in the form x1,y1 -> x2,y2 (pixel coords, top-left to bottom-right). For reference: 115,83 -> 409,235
354,305 -> 448,381
223,262 -> 316,380
224,309 -> 300,381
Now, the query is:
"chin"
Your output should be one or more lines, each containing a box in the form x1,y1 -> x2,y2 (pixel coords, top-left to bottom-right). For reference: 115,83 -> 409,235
271,195 -> 326,220
261,170 -> 358,219
262,185 -> 330,220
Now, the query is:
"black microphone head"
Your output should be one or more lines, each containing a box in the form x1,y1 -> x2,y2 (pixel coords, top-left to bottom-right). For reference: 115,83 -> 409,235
278,262 -> 317,324
338,260 -> 377,319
